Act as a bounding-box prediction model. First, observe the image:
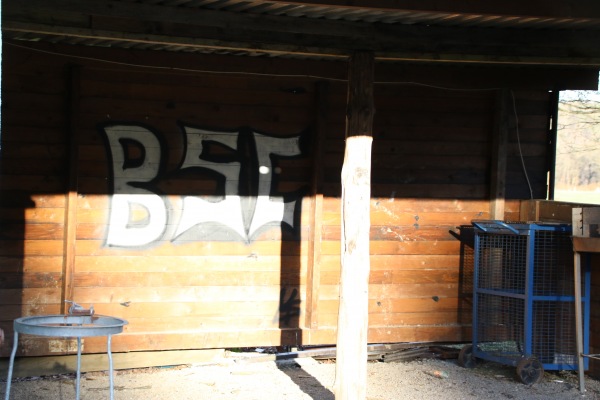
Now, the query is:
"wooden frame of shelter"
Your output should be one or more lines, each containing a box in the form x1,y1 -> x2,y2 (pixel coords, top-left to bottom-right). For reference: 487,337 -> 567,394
2,1 -> 600,398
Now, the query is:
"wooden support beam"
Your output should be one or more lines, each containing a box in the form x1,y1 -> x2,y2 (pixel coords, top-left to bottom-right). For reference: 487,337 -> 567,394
305,81 -> 328,330
61,65 -> 81,312
335,51 -> 374,400
547,90 -> 560,200
489,89 -> 510,220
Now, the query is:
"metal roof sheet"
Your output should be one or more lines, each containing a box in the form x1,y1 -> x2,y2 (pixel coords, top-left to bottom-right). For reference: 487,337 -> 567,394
4,1 -> 600,62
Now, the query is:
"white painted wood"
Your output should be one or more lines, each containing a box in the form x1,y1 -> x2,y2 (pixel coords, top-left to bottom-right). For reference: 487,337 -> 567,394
335,135 -> 373,400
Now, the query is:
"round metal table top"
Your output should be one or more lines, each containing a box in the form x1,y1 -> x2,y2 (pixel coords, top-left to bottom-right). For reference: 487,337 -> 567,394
14,315 -> 128,338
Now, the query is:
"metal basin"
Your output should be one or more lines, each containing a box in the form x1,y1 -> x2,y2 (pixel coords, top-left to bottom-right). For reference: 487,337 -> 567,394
14,314 -> 127,337
5,314 -> 128,400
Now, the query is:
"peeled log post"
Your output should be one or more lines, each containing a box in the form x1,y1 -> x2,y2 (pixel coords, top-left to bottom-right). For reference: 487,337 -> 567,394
335,51 -> 374,400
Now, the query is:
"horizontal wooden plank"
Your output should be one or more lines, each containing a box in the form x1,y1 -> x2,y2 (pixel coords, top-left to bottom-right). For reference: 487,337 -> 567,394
321,269 -> 459,285
0,159 -> 66,175
0,256 -> 63,272
2,92 -> 66,116
72,285 -> 304,303
322,197 -> 511,213
81,79 -> 314,108
0,329 -> 288,356
74,240 -> 307,257
76,176 -> 308,195
79,100 -> 313,125
368,168 -> 487,185
318,283 -> 464,301
75,223 -> 310,242
75,255 -> 306,272
328,139 -> 490,156
0,288 -> 61,306
0,325 -> 469,356
3,71 -> 67,96
0,303 -> 61,320
0,273 -> 62,289
322,183 -> 488,199
0,193 -> 66,209
3,111 -> 67,128
375,93 -> 493,113
374,297 -> 462,313
366,325 -> 469,344
323,226 -> 463,242
73,271 -> 306,287
323,210 -> 488,226
0,240 -> 64,256
85,301 -> 286,319
307,326 -> 468,345
77,115 -> 308,145
80,66 -> 320,92
120,315 -> 293,332
0,208 -> 65,224
319,311 -> 471,327
320,254 -> 462,271
0,175 -> 66,192
321,240 -> 459,256
367,154 -> 490,168
0,223 -> 64,240
0,142 -> 67,159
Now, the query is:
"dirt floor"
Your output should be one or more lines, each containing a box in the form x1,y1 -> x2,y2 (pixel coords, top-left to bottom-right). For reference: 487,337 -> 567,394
2,350 -> 600,400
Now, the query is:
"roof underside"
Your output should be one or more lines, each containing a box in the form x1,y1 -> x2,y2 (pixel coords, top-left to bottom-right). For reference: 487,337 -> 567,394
4,0 -> 600,66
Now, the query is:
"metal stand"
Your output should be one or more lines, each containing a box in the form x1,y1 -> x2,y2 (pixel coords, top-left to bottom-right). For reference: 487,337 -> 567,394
4,315 -> 127,400
571,206 -> 600,393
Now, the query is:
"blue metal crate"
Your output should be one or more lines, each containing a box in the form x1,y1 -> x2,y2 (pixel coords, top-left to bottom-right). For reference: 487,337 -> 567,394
461,220 -> 590,383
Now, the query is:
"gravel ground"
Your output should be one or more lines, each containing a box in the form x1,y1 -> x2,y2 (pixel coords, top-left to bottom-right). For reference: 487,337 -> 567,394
2,352 -> 600,399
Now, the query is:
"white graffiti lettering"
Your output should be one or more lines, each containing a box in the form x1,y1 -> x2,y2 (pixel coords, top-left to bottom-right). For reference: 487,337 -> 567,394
101,123 -> 306,247
104,125 -> 168,247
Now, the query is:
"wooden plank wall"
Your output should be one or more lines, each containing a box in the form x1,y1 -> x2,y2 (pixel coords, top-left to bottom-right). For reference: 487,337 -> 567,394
0,43 -> 562,357
315,82 -> 524,344
0,47 -> 69,357
73,60 -> 320,352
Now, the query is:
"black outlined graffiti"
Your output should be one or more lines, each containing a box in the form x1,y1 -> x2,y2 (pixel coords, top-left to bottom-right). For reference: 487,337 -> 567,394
100,122 -> 308,247
102,124 -> 169,247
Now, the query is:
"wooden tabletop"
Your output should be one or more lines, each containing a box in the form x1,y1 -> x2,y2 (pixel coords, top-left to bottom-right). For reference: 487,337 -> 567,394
573,237 -> 600,253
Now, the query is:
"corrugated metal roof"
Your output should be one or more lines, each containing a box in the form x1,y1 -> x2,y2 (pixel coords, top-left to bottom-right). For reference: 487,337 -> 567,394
147,0 -> 600,29
4,0 -> 600,62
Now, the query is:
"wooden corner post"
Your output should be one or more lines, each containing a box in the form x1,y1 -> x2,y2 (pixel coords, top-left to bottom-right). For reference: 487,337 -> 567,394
489,88 -> 509,220
335,51 -> 374,400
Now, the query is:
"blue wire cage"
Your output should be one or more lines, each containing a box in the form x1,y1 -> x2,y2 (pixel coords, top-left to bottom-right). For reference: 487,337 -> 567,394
462,220 -> 590,383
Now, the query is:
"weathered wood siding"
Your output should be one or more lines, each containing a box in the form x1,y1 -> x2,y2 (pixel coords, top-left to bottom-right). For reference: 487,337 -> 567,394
0,43 -> 577,357
0,48 -> 69,351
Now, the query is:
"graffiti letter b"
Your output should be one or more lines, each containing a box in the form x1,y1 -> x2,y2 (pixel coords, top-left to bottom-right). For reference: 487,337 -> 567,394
102,125 -> 167,247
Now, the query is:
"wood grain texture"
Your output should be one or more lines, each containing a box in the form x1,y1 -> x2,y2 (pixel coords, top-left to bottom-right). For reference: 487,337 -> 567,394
0,44 -> 586,359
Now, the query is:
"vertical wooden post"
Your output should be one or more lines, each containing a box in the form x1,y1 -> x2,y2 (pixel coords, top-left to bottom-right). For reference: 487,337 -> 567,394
335,51 -> 374,400
489,89 -> 509,220
305,81 -> 328,329
62,65 -> 81,312
547,90 -> 560,200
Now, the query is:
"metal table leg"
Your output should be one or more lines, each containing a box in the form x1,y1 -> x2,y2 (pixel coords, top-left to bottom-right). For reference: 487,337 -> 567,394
76,336 -> 82,400
4,331 -> 19,400
108,335 -> 114,400
574,251 -> 586,392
